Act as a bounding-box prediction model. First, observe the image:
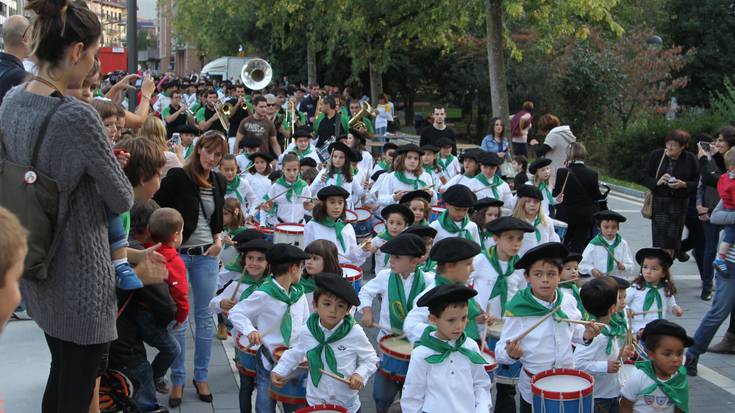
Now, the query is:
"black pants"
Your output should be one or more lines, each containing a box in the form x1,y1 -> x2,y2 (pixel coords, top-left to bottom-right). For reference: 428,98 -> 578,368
494,383 -> 517,413
512,142 -> 528,157
520,398 -> 533,413
564,223 -> 593,254
42,333 -> 110,413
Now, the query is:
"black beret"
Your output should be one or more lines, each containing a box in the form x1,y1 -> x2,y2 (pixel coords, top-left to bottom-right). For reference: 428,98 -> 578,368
242,136 -> 263,148
381,204 -> 415,225
233,229 -> 267,249
442,184 -> 477,208
383,142 -> 398,152
396,144 -> 421,156
459,149 -> 481,162
238,238 -> 273,254
516,184 -> 543,201
403,224 -> 438,239
515,242 -> 568,271
352,148 -> 363,162
293,126 -> 312,138
474,197 -> 503,211
478,151 -> 503,166
484,216 -> 534,235
416,284 -> 478,309
380,233 -> 426,257
429,237 -> 481,263
314,272 -> 360,306
595,210 -> 627,223
317,185 -> 350,201
635,247 -> 673,268
399,190 -> 432,205
528,158 -> 552,175
249,151 -> 274,163
328,142 -> 358,162
420,144 -> 440,153
299,157 -> 317,168
336,134 -> 349,143
436,138 -> 454,148
371,170 -> 388,181
564,252 -> 583,264
641,319 -> 694,347
348,128 -> 367,144
266,243 -> 310,264
176,124 -> 200,135
609,275 -> 631,289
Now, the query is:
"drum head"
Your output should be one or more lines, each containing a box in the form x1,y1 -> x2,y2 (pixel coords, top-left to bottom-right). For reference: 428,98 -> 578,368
356,208 -> 372,221
372,222 -> 386,234
534,374 -> 590,391
275,224 -> 305,234
380,335 -> 412,358
345,210 -> 358,222
488,320 -> 504,339
531,369 -> 594,399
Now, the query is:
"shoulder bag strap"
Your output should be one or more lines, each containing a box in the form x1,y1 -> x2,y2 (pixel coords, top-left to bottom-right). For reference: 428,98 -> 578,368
30,98 -> 64,170
653,151 -> 667,180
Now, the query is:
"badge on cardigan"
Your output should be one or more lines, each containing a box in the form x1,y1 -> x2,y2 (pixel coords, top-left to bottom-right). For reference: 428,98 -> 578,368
24,170 -> 37,184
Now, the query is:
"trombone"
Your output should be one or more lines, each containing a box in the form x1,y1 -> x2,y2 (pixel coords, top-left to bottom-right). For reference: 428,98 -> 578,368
214,102 -> 231,131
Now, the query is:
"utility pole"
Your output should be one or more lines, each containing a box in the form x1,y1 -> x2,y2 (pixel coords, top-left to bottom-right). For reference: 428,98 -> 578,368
127,0 -> 138,109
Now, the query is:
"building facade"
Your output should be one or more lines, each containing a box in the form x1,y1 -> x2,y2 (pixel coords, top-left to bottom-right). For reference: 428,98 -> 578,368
157,0 -> 201,77
86,0 -> 127,48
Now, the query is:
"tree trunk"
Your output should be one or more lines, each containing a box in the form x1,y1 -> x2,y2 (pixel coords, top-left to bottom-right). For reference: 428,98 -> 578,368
369,61 -> 383,106
306,39 -> 317,85
405,89 -> 415,133
485,0 -> 510,131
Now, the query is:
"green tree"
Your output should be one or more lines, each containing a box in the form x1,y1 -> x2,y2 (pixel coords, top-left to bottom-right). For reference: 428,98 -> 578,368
137,29 -> 157,51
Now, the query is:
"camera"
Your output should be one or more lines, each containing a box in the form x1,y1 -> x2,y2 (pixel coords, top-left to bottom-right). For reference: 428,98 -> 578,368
168,133 -> 181,149
668,176 -> 677,184
698,141 -> 711,152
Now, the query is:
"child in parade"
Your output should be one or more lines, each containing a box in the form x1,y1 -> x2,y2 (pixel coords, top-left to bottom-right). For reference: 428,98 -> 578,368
430,184 -> 481,244
310,142 -> 363,208
243,151 -> 275,225
620,319 -> 691,413
303,239 -> 343,310
421,144 -> 445,189
404,224 -> 439,273
560,252 -> 588,320
375,144 -> 435,207
346,128 -> 374,173
400,190 -> 433,225
364,204 -> 415,274
221,154 -> 258,214
371,142 -> 398,177
441,149 -> 480,192
512,184 -> 560,256
471,197 -> 504,249
511,154 -> 529,191
437,137 -> 461,180
626,248 -> 683,336
281,126 -> 320,166
271,273 -> 379,413
219,198 -> 248,276
468,151 -> 514,207
400,284 -> 493,413
528,157 -> 562,217
176,124 -> 200,162
236,136 -> 264,171
580,210 -> 636,278
262,153 -> 312,225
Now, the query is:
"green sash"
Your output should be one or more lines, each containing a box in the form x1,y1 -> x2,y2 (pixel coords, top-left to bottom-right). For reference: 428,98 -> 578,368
377,159 -> 390,171
394,171 -> 427,189
643,282 -> 664,319
597,312 -> 627,354
415,326 -> 486,365
539,181 -> 554,206
331,171 -> 344,187
484,246 -> 519,314
422,259 -> 437,273
226,175 -> 245,204
387,269 -> 426,333
636,360 -> 689,413
588,234 -> 623,273
258,280 -> 304,346
275,176 -> 307,203
294,145 -> 314,159
305,313 -> 355,386
238,272 -> 268,301
299,275 -> 317,294
184,144 -> 194,160
504,287 -> 569,320
475,173 -> 504,198
437,210 -> 473,241
315,218 -> 347,251
435,274 -> 481,340
559,283 -> 589,321
437,154 -> 455,172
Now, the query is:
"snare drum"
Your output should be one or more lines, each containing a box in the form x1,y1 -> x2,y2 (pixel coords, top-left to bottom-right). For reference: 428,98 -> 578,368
353,208 -> 373,239
378,335 -> 412,382
344,209 -> 359,223
270,346 -> 308,405
274,223 -> 305,249
429,207 -> 446,222
340,263 -> 363,293
372,221 -> 386,236
258,226 -> 274,242
531,369 -> 594,413
295,405 -> 348,413
482,347 -> 498,380
234,333 -> 257,377
552,219 -> 568,241
487,320 -> 522,385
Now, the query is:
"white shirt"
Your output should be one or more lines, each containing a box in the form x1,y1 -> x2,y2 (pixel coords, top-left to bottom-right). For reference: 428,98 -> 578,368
466,175 -> 515,208
358,150 -> 374,173
470,251 -> 526,319
440,174 -> 474,192
265,180 -> 311,225
438,155 -> 461,179
625,285 -> 679,333
579,236 -> 636,277
494,291 -> 586,403
243,172 -> 272,224
429,219 -> 481,246
236,154 -> 253,171
272,319 -> 379,413
573,329 -> 622,398
303,220 -> 370,266
401,331 -> 492,413
357,268 -> 434,340
228,278 -> 310,368
519,217 -> 560,257
621,367 -> 677,412
374,171 -> 436,207
310,170 -> 365,209
183,93 -> 198,108
225,176 -> 259,217
371,236 -> 391,275
153,93 -> 171,114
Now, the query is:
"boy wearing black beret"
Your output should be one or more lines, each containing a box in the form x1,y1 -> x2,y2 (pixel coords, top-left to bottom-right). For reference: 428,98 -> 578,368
468,151 -> 514,207
580,210 -> 635,278
430,184 -> 481,245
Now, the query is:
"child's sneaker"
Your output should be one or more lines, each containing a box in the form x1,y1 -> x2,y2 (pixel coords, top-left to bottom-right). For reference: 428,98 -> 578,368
116,262 -> 143,290
713,257 -> 728,274
155,377 -> 170,394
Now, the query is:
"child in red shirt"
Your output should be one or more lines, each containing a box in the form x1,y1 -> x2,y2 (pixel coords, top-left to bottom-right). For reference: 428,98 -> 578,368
141,207 -> 189,392
714,149 -> 735,273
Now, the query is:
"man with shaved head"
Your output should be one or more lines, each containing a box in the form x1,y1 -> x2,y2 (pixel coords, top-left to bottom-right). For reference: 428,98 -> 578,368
0,15 -> 31,106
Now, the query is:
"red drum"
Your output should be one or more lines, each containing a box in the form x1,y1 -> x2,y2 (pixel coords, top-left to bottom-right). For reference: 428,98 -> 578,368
274,223 -> 305,249
270,345 -> 308,405
295,405 -> 348,413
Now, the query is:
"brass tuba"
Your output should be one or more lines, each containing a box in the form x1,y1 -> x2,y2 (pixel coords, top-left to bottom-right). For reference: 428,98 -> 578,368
348,101 -> 376,132
240,58 -> 272,91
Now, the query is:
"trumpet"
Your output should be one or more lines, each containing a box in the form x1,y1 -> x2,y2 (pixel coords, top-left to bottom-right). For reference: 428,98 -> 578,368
349,101 -> 377,132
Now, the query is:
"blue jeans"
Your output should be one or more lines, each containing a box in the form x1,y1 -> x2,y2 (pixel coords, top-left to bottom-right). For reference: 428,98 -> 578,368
688,263 -> 735,357
135,310 -> 180,381
372,373 -> 403,412
107,208 -> 128,251
170,254 -> 219,385
702,222 -> 721,291
239,372 -> 255,413
594,397 -> 619,413
724,225 -> 735,244
254,352 -> 304,413
124,359 -> 158,411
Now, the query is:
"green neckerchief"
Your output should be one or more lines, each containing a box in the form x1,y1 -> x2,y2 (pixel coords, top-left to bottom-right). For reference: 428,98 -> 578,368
438,154 -> 455,171
643,282 -> 664,319
294,145 -> 313,159
422,259 -> 437,273
484,246 -> 519,314
559,282 -> 589,321
257,279 -> 304,346
331,170 -> 344,187
315,217 -> 346,251
387,268 -> 426,333
120,210 -> 131,237
423,163 -> 438,174
419,219 -> 429,226
588,234 -> 622,273
504,287 -> 569,320
594,312 -> 628,354
299,274 -> 317,294
377,231 -> 394,266
184,144 -> 194,160
351,166 -> 359,176
532,216 -> 542,242
377,159 -> 390,171
435,274 -> 481,340
636,360 -> 689,413
538,181 -> 554,206
226,175 -> 244,204
305,313 -> 355,386
437,210 -> 473,241
415,326 -> 486,365
238,272 -> 268,301
394,171 -> 427,189
276,176 -> 307,203
475,173 -> 504,198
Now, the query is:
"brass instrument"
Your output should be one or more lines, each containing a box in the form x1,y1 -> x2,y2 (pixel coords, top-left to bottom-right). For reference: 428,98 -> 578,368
288,100 -> 297,135
313,95 -> 323,122
214,102 -> 230,131
221,102 -> 234,118
240,58 -> 272,91
348,101 -> 377,132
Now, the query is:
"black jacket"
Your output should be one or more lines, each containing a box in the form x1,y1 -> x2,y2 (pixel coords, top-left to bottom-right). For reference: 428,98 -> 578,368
641,148 -> 699,199
0,52 -> 28,107
552,162 -> 603,226
153,167 -> 226,243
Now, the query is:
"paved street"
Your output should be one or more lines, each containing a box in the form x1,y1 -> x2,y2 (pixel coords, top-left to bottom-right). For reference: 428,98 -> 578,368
3,192 -> 735,412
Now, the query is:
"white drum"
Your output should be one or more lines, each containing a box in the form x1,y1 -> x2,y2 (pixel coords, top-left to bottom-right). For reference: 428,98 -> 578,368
274,223 -> 305,249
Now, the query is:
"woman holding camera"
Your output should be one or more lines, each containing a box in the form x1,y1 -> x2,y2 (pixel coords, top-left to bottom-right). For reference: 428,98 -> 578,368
641,130 -> 699,257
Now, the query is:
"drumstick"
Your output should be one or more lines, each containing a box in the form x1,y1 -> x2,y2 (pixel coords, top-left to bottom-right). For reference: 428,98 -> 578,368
418,184 -> 435,191
559,278 -> 579,284
320,369 -> 352,385
560,169 -> 570,196
228,267 -> 248,302
555,318 -> 607,328
511,305 -> 561,343
254,188 -> 292,210
371,323 -> 393,332
480,304 -> 492,352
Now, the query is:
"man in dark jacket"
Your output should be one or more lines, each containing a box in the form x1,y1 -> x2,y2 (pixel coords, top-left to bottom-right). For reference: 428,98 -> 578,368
0,15 -> 30,106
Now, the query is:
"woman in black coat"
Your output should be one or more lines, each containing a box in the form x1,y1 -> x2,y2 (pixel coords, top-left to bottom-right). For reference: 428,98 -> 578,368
641,130 -> 700,256
552,142 -> 604,253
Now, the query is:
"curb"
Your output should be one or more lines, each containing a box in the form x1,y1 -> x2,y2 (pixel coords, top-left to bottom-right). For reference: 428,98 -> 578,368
601,181 -> 645,200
